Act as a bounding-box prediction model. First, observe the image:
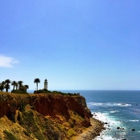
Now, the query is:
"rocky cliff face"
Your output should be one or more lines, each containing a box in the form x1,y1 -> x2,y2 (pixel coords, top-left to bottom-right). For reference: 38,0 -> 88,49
0,92 -> 92,140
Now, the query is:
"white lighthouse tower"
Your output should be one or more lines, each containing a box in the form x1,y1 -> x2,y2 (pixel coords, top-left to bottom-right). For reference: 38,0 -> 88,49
44,79 -> 48,90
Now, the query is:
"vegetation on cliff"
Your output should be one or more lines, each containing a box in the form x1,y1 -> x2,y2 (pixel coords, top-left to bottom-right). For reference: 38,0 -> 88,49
0,92 -> 98,140
0,79 -> 29,94
0,78 -> 104,139
0,78 -> 80,96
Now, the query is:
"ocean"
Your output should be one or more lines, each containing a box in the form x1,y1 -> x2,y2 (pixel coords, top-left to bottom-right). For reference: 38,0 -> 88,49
62,90 -> 140,140
29,90 -> 140,139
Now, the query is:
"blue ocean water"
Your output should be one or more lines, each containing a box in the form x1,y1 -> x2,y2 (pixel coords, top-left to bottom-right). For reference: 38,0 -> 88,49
62,90 -> 140,140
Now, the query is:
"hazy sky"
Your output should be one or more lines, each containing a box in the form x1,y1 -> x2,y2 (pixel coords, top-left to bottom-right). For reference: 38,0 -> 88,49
0,0 -> 140,90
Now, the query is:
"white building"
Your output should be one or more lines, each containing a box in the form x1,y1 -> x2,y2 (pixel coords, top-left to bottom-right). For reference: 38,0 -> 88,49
44,79 -> 48,90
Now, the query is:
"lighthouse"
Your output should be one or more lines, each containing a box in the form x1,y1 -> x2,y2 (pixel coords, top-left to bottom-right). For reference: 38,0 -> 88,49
44,79 -> 48,90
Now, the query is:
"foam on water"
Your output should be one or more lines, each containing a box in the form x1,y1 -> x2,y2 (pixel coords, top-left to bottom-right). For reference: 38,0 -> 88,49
110,110 -> 119,114
92,112 -> 122,127
92,112 -> 128,140
129,120 -> 139,122
88,102 -> 131,107
62,90 -> 140,139
94,135 -> 116,140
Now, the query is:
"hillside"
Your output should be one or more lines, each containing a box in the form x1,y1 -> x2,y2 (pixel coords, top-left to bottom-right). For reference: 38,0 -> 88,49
0,92 -> 103,140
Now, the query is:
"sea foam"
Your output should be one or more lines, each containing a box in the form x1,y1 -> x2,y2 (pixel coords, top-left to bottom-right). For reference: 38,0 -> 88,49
92,112 -> 127,140
129,120 -> 139,122
88,102 -> 131,107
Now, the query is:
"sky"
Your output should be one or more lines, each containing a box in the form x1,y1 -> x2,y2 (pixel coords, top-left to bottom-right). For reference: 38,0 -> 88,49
0,0 -> 140,90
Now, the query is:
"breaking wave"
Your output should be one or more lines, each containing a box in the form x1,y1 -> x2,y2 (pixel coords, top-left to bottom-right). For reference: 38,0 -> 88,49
129,120 -> 139,122
110,110 -> 119,114
94,135 -> 115,140
88,102 -> 131,107
92,112 -> 127,140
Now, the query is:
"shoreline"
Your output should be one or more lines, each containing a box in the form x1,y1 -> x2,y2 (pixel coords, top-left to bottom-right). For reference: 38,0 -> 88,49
72,118 -> 105,140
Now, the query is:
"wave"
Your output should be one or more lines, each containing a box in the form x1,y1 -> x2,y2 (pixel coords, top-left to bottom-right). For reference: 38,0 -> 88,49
129,120 -> 139,122
92,112 -> 127,140
110,110 -> 119,114
94,135 -> 115,140
92,112 -> 122,125
88,102 -> 131,107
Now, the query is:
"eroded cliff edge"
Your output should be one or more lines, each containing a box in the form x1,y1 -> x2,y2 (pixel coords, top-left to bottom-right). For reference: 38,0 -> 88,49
0,92 -> 103,140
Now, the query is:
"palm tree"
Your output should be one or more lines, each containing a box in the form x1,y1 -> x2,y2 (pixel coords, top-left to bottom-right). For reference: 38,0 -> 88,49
5,79 -> 11,84
5,84 -> 10,92
11,81 -> 17,90
34,78 -> 40,91
0,81 -> 5,92
2,81 -> 5,85
18,81 -> 23,89
0,85 -> 4,91
15,82 -> 18,90
24,85 -> 29,92
5,79 -> 11,92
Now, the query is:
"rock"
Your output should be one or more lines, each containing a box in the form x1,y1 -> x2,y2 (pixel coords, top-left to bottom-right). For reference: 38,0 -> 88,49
121,127 -> 125,130
132,129 -> 135,131
117,127 -> 120,129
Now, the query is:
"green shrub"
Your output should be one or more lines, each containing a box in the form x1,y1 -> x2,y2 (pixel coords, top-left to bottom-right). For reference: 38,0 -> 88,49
34,89 -> 51,94
23,130 -> 30,137
11,90 -> 28,94
3,130 -> 17,140
34,89 -> 79,96
20,102 -> 26,112
67,129 -> 76,138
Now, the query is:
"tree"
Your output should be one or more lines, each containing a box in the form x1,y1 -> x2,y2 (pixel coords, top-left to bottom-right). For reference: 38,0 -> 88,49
5,84 -> 10,92
15,82 -> 18,90
0,81 -> 5,92
0,85 -> 4,91
5,79 -> 11,92
5,79 -> 11,84
18,81 -> 23,89
24,85 -> 29,92
34,78 -> 40,91
11,81 -> 17,90
19,85 -> 26,92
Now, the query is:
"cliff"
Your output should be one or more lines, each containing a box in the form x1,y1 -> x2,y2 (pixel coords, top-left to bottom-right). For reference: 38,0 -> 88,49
0,92 -> 103,140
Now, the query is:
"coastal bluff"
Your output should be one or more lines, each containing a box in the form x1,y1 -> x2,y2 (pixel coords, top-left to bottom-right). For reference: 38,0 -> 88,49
0,92 -> 103,140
